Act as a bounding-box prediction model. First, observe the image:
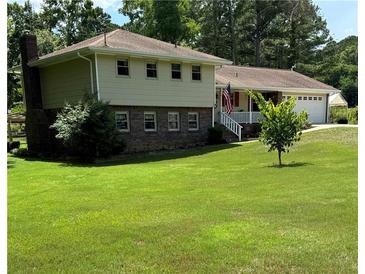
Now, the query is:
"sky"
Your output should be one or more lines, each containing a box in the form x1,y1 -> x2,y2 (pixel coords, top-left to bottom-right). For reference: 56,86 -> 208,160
8,0 -> 358,42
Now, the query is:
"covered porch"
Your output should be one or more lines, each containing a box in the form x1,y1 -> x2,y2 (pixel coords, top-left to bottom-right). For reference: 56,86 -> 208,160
215,88 -> 282,124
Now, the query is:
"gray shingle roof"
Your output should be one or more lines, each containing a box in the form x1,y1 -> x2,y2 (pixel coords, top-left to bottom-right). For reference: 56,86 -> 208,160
37,29 -> 230,64
216,65 -> 338,91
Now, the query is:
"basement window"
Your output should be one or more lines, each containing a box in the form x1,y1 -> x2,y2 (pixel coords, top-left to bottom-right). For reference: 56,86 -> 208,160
188,112 -> 199,131
168,112 -> 180,131
115,111 -> 129,132
117,59 -> 129,76
144,112 -> 157,131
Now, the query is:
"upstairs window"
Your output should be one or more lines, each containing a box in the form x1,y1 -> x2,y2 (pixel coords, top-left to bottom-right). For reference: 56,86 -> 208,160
115,111 -> 129,132
192,65 -> 201,81
168,112 -> 180,131
144,112 -> 157,131
171,64 -> 182,79
117,59 -> 129,76
146,62 -> 157,78
188,112 -> 199,131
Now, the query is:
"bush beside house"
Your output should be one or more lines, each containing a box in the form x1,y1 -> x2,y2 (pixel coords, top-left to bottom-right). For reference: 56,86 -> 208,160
51,98 -> 125,161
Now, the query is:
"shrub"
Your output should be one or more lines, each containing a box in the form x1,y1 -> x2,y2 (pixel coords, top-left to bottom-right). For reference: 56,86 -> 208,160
10,148 -> 29,157
302,121 -> 312,130
330,106 -> 347,123
7,141 -> 20,152
51,98 -> 125,161
207,125 -> 225,144
337,118 -> 348,124
348,107 -> 358,124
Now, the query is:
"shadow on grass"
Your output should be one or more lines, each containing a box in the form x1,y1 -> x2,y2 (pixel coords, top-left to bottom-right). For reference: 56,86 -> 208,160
13,143 -> 241,168
266,162 -> 312,168
7,160 -> 15,169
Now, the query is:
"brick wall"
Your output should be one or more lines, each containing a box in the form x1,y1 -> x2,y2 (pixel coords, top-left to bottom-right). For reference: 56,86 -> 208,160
112,106 -> 212,152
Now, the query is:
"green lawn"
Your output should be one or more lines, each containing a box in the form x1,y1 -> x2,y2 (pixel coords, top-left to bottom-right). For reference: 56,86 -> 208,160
8,128 -> 358,273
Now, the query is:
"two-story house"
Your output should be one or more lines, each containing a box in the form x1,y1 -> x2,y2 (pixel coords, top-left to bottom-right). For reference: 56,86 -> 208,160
20,29 -> 339,154
20,29 -> 231,153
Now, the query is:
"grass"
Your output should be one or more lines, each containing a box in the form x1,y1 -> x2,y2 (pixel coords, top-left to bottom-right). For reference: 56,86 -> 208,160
8,128 -> 358,273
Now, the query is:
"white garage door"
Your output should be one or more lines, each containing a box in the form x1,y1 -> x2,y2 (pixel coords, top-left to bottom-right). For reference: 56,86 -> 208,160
284,95 -> 327,123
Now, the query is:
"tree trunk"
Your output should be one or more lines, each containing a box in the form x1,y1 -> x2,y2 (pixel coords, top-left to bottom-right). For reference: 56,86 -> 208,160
228,0 -> 237,64
278,149 -> 282,166
255,37 -> 261,66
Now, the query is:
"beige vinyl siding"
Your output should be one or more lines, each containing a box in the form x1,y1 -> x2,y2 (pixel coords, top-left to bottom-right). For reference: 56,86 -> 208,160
97,55 -> 215,107
40,58 -> 92,109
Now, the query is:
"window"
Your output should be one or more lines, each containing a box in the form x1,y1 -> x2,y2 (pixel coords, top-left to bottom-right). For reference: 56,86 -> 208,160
298,96 -> 302,100
146,62 -> 157,78
171,64 -> 181,79
144,112 -> 157,131
168,112 -> 180,131
314,96 -> 317,101
287,96 -> 291,99
117,59 -> 129,76
309,96 -> 312,100
188,112 -> 199,131
318,96 -> 323,101
303,96 -> 307,100
115,111 -> 129,132
192,65 -> 201,81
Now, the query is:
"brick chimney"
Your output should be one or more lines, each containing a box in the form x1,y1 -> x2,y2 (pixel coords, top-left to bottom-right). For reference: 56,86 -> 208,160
20,33 -> 52,155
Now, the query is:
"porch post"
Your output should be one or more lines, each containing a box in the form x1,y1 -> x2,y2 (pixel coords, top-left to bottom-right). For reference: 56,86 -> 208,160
249,94 -> 252,124
219,88 -> 223,115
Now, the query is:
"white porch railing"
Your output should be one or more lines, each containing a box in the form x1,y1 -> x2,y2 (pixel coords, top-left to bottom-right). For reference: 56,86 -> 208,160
226,112 -> 263,124
220,112 -> 242,141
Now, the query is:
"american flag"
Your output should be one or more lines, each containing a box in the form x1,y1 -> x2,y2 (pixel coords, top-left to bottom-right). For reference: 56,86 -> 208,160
223,82 -> 233,114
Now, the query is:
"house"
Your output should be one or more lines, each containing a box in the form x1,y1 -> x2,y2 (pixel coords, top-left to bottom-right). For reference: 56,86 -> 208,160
20,29 -> 339,153
20,29 -> 231,153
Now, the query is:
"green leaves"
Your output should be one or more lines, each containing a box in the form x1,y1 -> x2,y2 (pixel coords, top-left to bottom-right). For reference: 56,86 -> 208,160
248,90 -> 307,165
50,99 -> 125,161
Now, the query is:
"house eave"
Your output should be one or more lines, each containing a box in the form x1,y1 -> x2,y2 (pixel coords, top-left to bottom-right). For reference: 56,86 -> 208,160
215,84 -> 338,94
29,46 -> 232,68
89,46 -> 232,65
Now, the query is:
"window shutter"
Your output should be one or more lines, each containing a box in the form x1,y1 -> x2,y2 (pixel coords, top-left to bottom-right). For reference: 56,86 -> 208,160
234,92 -> 239,107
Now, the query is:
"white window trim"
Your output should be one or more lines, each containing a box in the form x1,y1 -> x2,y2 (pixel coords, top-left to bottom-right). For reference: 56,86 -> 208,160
171,63 -> 182,81
115,111 -> 130,132
144,111 -> 157,132
168,112 -> 180,131
188,112 -> 199,131
116,58 -> 130,78
145,61 -> 158,80
191,64 -> 202,82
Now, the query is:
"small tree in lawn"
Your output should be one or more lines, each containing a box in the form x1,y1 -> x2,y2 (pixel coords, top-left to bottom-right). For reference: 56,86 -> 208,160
248,91 -> 308,166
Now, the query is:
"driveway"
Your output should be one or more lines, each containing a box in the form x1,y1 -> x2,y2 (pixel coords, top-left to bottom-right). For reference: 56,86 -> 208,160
303,124 -> 358,133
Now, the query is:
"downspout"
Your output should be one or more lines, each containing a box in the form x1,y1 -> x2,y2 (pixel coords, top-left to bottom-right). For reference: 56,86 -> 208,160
94,53 -> 100,101
77,52 -> 94,96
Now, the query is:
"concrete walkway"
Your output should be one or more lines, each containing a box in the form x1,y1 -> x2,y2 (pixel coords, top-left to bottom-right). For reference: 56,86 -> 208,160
302,124 -> 358,133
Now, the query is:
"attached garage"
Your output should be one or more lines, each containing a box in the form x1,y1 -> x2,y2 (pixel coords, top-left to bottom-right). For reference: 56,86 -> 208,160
283,94 -> 328,123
